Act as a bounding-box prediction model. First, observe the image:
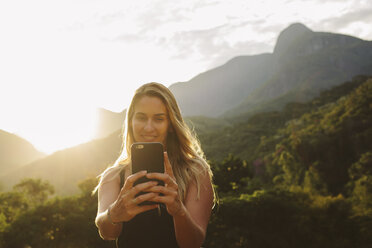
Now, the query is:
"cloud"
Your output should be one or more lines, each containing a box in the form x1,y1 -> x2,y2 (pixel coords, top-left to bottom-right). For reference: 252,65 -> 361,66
75,0 -> 279,69
154,20 -> 276,69
111,14 -> 278,70
66,0 -> 372,74
165,25 -> 229,58
320,6 -> 372,31
125,0 -> 221,35
107,1 -> 194,43
114,33 -> 143,43
285,0 -> 359,3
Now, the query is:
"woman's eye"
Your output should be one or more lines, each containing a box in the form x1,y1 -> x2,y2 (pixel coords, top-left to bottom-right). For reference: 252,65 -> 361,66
135,116 -> 146,121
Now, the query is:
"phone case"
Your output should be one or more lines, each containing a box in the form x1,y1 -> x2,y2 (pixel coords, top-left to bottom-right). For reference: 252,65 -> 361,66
131,142 -> 164,205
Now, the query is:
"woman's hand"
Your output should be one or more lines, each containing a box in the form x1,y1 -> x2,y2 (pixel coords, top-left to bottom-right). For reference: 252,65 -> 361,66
109,170 -> 159,223
146,152 -> 186,217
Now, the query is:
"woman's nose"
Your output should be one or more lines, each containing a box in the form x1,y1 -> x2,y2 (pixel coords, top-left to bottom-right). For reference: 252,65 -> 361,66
144,120 -> 155,131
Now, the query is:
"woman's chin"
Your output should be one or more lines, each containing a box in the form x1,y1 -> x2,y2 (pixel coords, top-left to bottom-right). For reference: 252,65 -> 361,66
134,135 -> 166,145
138,137 -> 160,143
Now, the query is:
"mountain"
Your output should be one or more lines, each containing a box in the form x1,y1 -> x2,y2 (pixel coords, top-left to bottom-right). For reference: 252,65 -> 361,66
94,108 -> 126,139
0,130 -> 45,176
170,54 -> 274,117
273,23 -> 313,57
169,23 -> 372,118
0,130 -> 122,195
225,23 -> 372,117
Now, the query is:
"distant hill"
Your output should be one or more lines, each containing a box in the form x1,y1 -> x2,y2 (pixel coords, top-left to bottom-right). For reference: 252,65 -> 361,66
169,23 -> 372,118
170,53 -> 274,117
0,130 -> 45,176
0,131 -> 122,195
94,108 -> 126,139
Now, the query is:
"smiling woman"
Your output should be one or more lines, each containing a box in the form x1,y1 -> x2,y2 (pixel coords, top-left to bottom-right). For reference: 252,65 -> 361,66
94,82 -> 215,248
131,96 -> 170,144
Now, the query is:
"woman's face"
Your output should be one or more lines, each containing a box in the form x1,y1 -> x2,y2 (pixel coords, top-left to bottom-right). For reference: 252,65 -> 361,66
131,95 -> 170,145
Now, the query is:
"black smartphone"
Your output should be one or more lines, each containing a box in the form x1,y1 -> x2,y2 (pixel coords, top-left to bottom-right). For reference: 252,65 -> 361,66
131,142 -> 164,205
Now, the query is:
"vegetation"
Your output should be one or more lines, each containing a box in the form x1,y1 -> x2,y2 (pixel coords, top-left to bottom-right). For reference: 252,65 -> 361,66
0,75 -> 371,247
0,178 -> 114,248
203,75 -> 372,247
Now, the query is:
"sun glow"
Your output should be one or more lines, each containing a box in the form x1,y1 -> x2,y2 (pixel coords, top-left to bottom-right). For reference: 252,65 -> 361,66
2,104 -> 99,155
1,0 -> 372,154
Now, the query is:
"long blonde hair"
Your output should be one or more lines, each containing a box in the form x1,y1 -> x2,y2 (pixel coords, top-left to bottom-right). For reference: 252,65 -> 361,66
95,82 -> 213,201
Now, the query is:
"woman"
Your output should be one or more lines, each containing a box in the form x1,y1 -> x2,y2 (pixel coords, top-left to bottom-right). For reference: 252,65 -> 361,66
95,82 -> 215,248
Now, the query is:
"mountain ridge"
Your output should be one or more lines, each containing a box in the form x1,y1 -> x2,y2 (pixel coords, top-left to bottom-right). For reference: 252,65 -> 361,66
94,108 -> 126,139
0,130 -> 122,195
273,22 -> 314,56
169,53 -> 274,117
0,130 -> 45,176
169,23 -> 372,118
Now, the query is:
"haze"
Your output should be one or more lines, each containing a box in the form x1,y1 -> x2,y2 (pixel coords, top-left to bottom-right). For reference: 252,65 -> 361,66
0,0 -> 371,154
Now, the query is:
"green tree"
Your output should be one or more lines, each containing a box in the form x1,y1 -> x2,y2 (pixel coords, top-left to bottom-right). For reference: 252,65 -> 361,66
348,152 -> 372,216
13,178 -> 54,207
211,154 -> 253,194
1,177 -> 112,248
303,162 -> 328,195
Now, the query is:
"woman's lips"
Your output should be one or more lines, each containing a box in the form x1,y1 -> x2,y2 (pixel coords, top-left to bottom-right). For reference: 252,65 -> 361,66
141,135 -> 157,141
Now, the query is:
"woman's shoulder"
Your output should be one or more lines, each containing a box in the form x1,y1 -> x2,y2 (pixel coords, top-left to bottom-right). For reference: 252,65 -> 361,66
190,156 -> 210,173
101,164 -> 125,184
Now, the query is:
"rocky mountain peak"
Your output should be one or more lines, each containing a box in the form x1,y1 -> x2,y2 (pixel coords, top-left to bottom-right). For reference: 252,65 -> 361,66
273,23 -> 313,56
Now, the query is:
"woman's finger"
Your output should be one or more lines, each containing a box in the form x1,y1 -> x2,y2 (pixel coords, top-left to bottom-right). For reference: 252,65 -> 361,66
146,172 -> 177,188
121,170 -> 147,192
148,185 -> 177,196
128,180 -> 159,198
151,194 -> 177,205
124,200 -> 159,219
133,192 -> 158,205
164,152 -> 175,179
132,204 -> 159,216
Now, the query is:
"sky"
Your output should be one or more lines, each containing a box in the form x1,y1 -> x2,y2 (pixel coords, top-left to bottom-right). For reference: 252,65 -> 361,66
0,0 -> 371,154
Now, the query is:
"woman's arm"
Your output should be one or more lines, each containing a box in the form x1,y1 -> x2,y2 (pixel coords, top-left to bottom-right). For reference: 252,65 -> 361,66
147,153 -> 214,248
95,169 -> 159,240
95,170 -> 123,240
173,172 -> 214,248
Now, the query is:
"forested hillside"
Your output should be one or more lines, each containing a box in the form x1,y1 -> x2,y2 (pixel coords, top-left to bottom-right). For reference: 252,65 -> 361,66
199,75 -> 371,162
205,75 -> 372,247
